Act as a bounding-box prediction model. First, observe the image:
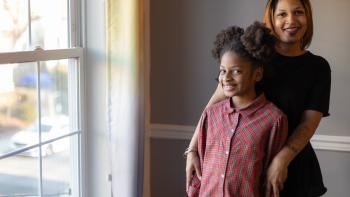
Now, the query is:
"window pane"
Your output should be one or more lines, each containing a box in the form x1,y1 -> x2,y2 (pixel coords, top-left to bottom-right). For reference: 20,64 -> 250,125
0,59 -> 75,156
0,151 -> 39,196
0,62 -> 37,156
0,0 -> 29,52
43,135 -> 78,196
39,59 -> 75,144
31,0 -> 68,49
0,0 -> 68,52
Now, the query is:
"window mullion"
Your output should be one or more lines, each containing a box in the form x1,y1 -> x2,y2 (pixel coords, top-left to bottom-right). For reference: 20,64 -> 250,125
27,0 -> 32,47
36,61 -> 43,197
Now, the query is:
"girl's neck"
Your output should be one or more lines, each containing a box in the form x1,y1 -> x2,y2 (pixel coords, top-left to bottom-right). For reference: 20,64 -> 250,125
231,91 -> 257,109
275,41 -> 306,57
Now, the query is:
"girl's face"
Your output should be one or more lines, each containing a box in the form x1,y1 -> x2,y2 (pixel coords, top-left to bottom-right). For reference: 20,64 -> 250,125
273,0 -> 307,47
218,51 -> 262,99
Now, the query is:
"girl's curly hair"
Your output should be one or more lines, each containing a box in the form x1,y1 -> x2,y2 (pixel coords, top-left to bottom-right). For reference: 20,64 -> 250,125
212,21 -> 276,68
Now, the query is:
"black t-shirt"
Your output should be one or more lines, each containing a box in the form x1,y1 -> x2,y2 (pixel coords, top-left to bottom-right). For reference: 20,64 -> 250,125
262,51 -> 331,197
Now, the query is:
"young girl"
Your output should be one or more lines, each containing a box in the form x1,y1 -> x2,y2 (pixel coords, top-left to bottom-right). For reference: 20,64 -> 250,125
186,0 -> 331,196
186,22 -> 287,197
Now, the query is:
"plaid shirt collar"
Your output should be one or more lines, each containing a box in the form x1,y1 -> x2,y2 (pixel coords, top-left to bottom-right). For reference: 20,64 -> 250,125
224,93 -> 267,117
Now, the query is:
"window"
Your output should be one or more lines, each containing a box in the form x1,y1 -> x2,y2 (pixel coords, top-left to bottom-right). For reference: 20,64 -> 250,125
0,0 -> 84,196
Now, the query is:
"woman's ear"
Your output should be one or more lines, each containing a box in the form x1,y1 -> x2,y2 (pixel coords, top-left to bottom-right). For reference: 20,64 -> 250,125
254,67 -> 263,82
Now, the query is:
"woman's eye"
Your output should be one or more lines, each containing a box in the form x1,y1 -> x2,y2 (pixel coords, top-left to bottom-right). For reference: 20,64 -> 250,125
277,12 -> 287,17
219,70 -> 225,75
295,10 -> 305,15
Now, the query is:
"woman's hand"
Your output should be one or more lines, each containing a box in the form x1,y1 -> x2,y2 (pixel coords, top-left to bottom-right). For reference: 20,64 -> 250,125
265,156 -> 288,197
186,152 -> 201,191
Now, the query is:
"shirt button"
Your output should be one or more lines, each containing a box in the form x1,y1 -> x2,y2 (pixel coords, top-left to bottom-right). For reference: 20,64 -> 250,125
225,151 -> 229,155
221,174 -> 224,178
231,129 -> 234,132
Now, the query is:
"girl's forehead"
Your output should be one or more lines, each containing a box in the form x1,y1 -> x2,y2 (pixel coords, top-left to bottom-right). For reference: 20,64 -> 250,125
220,52 -> 252,67
222,51 -> 251,61
221,51 -> 244,62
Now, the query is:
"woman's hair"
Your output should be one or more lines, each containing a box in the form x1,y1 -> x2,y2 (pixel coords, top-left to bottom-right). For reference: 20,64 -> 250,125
212,21 -> 276,69
263,0 -> 313,49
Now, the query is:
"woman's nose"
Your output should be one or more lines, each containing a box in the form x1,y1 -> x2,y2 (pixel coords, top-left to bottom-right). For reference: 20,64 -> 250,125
286,13 -> 297,24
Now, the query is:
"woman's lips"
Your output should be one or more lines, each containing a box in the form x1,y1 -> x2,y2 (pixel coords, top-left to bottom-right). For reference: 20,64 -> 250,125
284,27 -> 299,35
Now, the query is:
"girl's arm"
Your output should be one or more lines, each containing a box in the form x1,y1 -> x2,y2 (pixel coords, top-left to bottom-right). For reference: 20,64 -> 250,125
265,110 -> 323,197
185,84 -> 225,191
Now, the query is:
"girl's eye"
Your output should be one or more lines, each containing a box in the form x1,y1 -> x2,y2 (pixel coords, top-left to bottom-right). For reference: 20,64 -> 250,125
233,70 -> 241,75
219,70 -> 225,75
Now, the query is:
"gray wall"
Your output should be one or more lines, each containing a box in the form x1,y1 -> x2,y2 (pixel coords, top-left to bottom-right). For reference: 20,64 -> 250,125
150,0 -> 265,125
310,0 -> 350,136
150,139 -> 189,197
150,0 -> 350,196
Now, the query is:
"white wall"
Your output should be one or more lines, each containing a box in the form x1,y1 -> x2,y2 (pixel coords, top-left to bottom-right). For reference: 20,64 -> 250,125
85,0 -> 111,196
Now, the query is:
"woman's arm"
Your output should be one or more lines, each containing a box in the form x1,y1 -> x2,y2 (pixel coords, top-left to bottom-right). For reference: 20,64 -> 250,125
265,110 -> 323,197
186,84 -> 225,191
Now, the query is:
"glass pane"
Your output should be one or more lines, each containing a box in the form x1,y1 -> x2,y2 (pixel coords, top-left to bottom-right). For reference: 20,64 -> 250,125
0,0 -> 68,52
43,135 -> 78,196
31,0 -> 68,49
39,59 -> 73,144
0,62 -> 37,156
0,151 -> 39,196
0,59 -> 75,157
0,0 -> 29,52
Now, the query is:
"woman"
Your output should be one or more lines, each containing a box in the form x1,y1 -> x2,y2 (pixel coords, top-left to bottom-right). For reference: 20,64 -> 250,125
185,0 -> 331,196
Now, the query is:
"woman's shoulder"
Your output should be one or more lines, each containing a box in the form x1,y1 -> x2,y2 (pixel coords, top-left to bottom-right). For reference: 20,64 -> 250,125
305,51 -> 331,71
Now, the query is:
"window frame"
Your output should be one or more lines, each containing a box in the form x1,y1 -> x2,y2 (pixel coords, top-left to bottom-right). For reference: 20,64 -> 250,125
0,0 -> 86,196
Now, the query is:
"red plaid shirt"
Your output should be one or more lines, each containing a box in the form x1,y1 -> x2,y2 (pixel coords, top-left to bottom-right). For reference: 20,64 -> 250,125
188,94 -> 287,197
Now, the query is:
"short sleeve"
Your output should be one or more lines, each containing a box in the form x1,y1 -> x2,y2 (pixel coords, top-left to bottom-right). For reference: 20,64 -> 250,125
305,58 -> 331,117
187,111 -> 208,197
265,113 -> 288,169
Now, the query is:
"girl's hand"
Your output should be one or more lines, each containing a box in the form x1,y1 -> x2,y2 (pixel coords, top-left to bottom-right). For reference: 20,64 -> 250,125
186,152 -> 201,191
265,156 -> 288,197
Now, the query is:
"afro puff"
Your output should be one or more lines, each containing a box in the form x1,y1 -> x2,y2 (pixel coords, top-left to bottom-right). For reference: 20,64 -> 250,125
212,21 -> 276,68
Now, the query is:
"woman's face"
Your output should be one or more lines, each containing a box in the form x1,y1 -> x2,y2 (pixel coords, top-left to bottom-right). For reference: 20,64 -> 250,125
273,0 -> 307,46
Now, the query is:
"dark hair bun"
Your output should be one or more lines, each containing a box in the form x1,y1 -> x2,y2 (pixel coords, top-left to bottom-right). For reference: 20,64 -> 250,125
240,21 -> 276,63
212,26 -> 244,61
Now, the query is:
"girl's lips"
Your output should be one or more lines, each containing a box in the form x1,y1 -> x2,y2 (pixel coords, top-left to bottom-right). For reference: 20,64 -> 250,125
223,85 -> 235,91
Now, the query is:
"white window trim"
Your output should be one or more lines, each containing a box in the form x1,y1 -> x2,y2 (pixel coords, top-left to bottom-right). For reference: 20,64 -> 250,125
0,47 -> 85,197
0,0 -> 87,196
0,0 -> 87,197
0,48 -> 83,64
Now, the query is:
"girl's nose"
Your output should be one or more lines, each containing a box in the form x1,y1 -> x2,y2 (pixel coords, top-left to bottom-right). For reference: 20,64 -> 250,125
223,72 -> 233,81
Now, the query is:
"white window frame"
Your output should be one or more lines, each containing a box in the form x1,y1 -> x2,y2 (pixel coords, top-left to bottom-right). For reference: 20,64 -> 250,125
0,0 -> 86,196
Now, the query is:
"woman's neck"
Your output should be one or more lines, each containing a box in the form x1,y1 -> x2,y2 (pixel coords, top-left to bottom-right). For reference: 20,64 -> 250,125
275,41 -> 306,57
